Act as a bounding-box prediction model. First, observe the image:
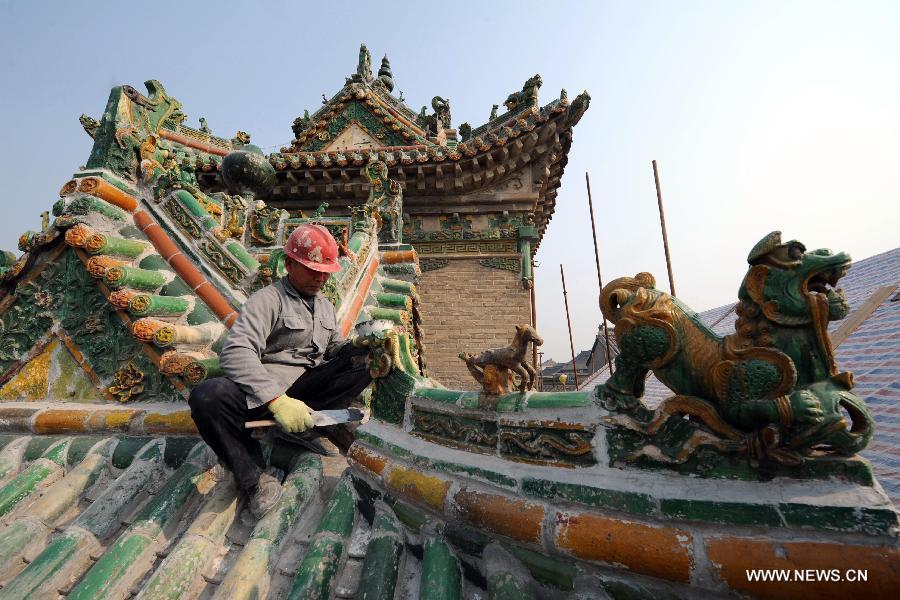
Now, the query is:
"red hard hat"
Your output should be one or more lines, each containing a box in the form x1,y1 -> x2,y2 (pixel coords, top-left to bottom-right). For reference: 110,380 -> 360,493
285,224 -> 341,273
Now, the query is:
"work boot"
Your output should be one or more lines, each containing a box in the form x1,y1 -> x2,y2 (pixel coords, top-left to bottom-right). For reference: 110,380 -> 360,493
248,472 -> 283,519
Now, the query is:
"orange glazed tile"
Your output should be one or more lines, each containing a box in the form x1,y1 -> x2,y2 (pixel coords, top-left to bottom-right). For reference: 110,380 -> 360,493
142,410 -> 199,435
78,177 -> 137,212
385,465 -> 450,511
555,512 -> 693,583
706,537 -> 900,599
33,409 -> 89,434
340,257 -> 379,337
381,250 -> 417,264
453,487 -> 545,543
347,444 -> 387,477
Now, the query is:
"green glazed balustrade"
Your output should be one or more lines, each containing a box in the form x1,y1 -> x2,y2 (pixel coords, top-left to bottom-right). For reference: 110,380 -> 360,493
184,358 -> 223,384
214,455 -> 322,600
376,292 -> 412,310
0,439 -> 114,581
357,511 -> 403,600
86,234 -> 148,258
488,572 -> 536,600
224,241 -> 259,270
0,438 -> 69,518
187,300 -> 218,325
287,476 -> 356,600
0,440 -> 164,600
173,190 -> 218,231
139,478 -> 240,600
420,537 -> 461,600
137,254 -> 174,272
127,294 -> 190,317
348,231 -> 370,254
66,196 -> 127,220
104,266 -> 167,291
66,444 -> 209,600
379,278 -> 416,296
412,388 -> 593,411
368,307 -> 409,325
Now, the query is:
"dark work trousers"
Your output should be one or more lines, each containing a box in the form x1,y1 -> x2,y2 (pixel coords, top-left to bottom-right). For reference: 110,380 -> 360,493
189,346 -> 371,492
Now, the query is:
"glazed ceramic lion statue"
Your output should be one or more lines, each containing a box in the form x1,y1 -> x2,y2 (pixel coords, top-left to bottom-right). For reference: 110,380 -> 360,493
596,231 -> 874,465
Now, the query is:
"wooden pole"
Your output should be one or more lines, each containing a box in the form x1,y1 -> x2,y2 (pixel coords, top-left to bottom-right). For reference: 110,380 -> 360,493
537,351 -> 544,391
560,264 -> 579,388
530,267 -> 538,376
651,160 -> 677,297
585,172 -> 614,373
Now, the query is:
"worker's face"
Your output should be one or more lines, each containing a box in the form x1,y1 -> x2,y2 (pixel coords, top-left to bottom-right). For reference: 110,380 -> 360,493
285,258 -> 330,297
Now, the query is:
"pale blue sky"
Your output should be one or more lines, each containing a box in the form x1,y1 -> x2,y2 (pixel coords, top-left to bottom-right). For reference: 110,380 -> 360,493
1,0 -> 898,361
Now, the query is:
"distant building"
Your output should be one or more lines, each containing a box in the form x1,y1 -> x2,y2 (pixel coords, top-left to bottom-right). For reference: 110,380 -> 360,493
540,326 -> 616,390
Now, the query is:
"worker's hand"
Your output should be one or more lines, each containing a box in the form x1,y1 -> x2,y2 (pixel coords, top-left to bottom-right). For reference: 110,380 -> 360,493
350,334 -> 370,348
268,394 -> 314,433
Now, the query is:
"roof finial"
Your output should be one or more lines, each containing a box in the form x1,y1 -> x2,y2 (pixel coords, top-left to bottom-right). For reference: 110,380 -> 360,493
378,54 -> 394,92
357,43 -> 372,82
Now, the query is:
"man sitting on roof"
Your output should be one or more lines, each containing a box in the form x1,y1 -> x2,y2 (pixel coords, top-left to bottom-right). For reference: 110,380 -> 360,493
189,224 -> 371,518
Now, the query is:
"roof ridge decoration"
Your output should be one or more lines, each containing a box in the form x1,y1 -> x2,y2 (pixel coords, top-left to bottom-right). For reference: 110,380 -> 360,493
0,68 -> 427,402
283,49 -> 591,159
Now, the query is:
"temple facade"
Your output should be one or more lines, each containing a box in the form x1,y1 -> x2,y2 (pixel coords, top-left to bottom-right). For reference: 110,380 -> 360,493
195,45 -> 590,386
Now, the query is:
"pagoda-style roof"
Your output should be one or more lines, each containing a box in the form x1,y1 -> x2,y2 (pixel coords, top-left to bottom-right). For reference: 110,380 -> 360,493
193,45 -> 590,250
0,76 -> 427,405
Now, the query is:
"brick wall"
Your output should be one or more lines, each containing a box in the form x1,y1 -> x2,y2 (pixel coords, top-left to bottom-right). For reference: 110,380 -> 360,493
417,259 -> 533,389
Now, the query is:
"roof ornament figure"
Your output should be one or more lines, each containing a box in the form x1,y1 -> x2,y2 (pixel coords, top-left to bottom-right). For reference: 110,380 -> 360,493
231,130 -> 251,148
596,233 -> 872,467
504,74 -> 542,113
365,160 -> 403,245
489,104 -> 498,121
79,114 -> 99,139
355,43 -> 373,83
377,55 -> 394,92
432,96 -> 451,129
198,117 -> 211,134
292,109 -> 312,138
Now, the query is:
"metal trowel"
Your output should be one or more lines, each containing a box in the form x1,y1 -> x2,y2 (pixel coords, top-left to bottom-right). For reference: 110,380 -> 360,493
245,408 -> 365,429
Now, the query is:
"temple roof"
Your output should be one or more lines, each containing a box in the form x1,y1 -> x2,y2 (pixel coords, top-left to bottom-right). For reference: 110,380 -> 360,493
0,74 -> 427,405
189,45 -> 590,250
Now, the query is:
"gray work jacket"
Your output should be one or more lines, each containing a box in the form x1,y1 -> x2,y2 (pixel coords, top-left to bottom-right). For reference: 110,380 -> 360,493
220,277 -> 346,408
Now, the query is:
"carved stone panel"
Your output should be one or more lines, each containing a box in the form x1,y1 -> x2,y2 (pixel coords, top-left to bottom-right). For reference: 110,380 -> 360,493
410,408 -> 499,454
